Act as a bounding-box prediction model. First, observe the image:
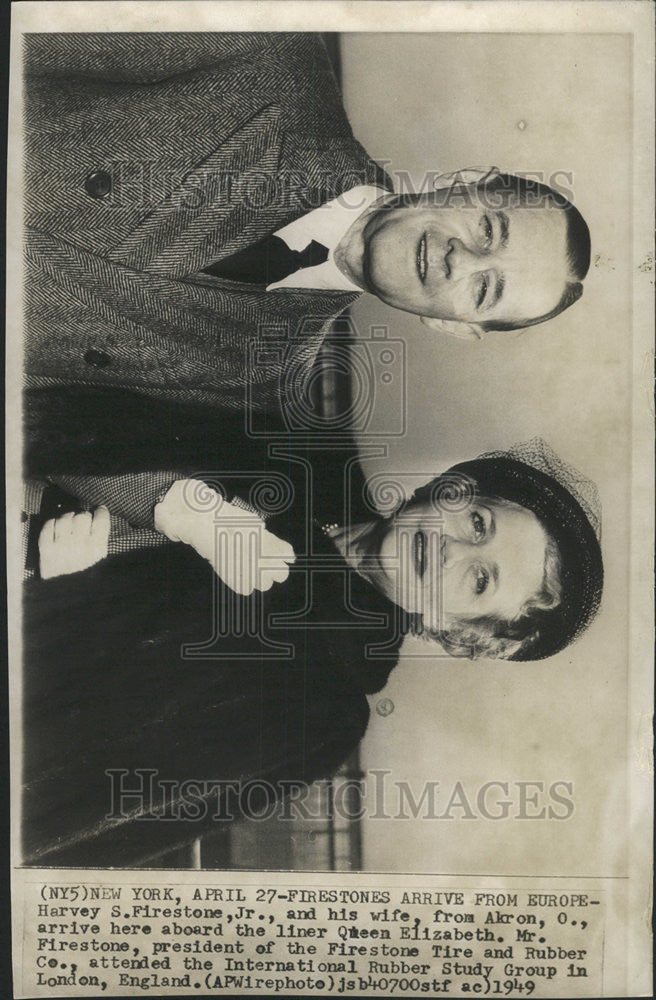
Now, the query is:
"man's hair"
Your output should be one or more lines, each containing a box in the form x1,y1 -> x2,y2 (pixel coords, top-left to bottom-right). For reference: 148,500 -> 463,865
476,173 -> 591,333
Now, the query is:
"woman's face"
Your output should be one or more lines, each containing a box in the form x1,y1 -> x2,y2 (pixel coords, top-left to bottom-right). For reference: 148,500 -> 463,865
374,495 -> 550,630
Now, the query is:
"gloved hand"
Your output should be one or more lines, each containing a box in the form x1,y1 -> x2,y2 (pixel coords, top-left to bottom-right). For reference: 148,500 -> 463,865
154,479 -> 295,595
39,507 -> 111,579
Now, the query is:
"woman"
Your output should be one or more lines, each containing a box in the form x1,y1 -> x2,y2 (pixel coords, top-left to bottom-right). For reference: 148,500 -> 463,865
22,396 -> 603,866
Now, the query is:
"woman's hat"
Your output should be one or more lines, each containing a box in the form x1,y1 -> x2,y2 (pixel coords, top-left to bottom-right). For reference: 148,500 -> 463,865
446,438 -> 603,661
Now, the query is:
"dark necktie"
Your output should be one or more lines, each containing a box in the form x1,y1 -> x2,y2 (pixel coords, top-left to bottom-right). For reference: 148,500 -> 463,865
202,233 -> 329,286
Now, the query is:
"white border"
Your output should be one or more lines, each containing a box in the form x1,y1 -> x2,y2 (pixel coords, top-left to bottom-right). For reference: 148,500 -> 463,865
7,3 -> 653,996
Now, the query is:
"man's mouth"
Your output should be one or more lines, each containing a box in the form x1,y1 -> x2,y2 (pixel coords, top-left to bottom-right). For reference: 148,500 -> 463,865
417,232 -> 427,283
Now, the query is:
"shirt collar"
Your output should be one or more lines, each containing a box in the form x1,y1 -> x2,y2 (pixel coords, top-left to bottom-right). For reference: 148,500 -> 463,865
266,185 -> 387,292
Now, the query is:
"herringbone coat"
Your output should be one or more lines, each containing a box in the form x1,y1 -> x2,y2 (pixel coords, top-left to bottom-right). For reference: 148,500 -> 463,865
24,32 -> 390,413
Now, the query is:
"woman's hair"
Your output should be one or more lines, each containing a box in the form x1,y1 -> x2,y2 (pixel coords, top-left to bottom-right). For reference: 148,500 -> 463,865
407,492 -> 563,660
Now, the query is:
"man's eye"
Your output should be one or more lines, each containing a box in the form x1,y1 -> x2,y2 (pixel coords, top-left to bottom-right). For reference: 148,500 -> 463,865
476,274 -> 488,309
471,511 -> 486,540
475,567 -> 489,595
479,214 -> 493,247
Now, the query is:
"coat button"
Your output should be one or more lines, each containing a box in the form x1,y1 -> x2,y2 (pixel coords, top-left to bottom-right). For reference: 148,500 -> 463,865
84,349 -> 112,368
84,170 -> 112,199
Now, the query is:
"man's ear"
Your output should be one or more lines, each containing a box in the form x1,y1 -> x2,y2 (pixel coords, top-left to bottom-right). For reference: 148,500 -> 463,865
433,166 -> 501,192
421,316 -> 484,341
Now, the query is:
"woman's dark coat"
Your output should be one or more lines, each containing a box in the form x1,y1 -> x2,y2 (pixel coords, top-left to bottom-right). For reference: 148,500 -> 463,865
22,414 -> 405,867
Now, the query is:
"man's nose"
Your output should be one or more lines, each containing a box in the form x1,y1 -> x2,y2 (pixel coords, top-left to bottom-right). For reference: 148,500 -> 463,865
445,237 -> 481,279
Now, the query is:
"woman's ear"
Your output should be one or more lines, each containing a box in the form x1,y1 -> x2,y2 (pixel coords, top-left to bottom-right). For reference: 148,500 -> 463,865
421,316 -> 484,341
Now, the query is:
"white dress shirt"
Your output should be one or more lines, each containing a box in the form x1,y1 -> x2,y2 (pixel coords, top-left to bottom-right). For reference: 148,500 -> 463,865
266,185 -> 388,292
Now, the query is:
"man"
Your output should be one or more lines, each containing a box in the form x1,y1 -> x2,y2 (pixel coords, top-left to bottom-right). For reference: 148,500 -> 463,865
24,32 -> 590,582
25,33 -> 590,391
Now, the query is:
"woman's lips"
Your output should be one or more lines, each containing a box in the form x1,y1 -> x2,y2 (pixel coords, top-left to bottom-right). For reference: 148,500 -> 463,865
414,530 -> 448,577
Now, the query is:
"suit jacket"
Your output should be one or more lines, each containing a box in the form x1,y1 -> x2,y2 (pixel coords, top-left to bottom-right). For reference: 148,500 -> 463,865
24,32 -> 391,414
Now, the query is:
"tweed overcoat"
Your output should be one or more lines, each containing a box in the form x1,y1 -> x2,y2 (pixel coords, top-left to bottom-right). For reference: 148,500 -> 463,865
24,32 -> 391,414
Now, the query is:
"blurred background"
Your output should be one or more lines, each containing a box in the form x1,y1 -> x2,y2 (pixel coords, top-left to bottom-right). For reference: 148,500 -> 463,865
339,32 -> 632,875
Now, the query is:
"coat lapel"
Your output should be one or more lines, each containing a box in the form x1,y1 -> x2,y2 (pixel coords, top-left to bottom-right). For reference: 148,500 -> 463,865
109,103 -> 392,278
108,103 -> 286,276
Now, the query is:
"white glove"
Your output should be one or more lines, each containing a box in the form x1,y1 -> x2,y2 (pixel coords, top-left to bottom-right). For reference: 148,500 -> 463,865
154,479 -> 295,596
39,507 -> 111,579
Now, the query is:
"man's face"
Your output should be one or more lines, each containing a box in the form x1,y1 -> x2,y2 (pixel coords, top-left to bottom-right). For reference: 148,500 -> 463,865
375,496 -> 550,631
360,188 -> 570,325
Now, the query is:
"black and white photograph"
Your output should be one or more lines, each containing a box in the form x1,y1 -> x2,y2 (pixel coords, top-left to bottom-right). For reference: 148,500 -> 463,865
6,2 -> 653,997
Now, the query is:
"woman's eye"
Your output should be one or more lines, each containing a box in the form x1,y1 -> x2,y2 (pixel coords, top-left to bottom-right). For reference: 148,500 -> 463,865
479,214 -> 493,247
475,567 -> 489,595
471,511 -> 486,540
476,274 -> 488,309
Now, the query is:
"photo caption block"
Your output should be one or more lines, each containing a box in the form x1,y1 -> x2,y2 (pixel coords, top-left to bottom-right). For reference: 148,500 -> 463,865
13,870 -> 614,997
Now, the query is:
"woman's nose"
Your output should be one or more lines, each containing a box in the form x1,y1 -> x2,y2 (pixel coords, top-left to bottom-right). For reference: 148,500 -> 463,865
442,535 -> 469,569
